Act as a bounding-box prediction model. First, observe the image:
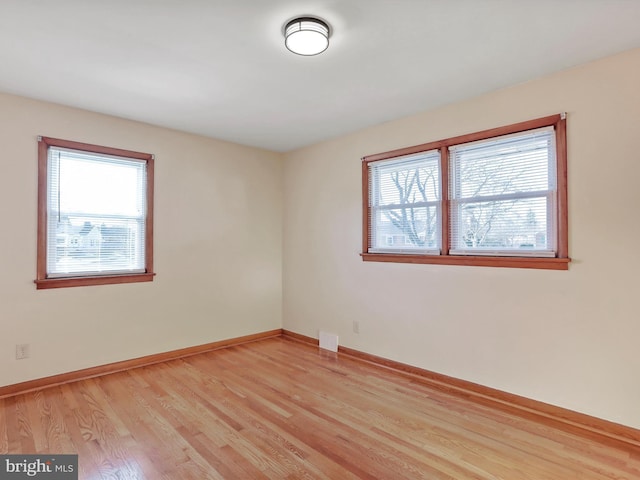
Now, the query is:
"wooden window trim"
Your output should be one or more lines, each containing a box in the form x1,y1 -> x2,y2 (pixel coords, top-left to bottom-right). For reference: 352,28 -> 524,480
362,114 -> 570,270
35,136 -> 155,289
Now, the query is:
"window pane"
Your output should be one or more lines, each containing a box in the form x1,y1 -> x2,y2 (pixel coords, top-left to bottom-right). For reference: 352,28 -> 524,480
451,196 -> 552,253
372,206 -> 439,251
369,150 -> 440,253
58,154 -> 144,216
372,153 -> 440,207
449,127 -> 556,255
49,216 -> 145,275
451,128 -> 554,199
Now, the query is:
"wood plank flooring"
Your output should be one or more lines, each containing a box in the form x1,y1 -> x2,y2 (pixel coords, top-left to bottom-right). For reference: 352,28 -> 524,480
0,337 -> 638,479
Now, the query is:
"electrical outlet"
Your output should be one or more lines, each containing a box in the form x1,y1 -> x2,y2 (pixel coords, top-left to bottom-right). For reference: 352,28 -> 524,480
15,344 -> 30,360
353,321 -> 360,334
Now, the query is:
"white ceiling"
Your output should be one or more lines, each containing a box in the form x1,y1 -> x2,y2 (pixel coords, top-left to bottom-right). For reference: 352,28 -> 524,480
1,1 -> 639,152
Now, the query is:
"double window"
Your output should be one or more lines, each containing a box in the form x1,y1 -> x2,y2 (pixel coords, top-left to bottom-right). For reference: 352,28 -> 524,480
36,137 -> 155,288
363,114 -> 568,269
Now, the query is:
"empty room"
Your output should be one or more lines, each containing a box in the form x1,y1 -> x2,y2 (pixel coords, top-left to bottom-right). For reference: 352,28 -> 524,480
1,1 -> 639,478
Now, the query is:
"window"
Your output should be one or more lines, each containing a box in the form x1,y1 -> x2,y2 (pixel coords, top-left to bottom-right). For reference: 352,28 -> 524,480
362,114 -> 569,270
36,137 -> 155,288
368,150 -> 441,254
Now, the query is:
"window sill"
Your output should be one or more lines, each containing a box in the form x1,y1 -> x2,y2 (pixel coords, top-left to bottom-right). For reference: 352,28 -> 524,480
35,272 -> 156,289
361,253 -> 570,270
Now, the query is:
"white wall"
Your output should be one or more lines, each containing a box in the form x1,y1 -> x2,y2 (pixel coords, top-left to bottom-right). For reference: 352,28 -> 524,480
283,48 -> 640,429
0,94 -> 283,386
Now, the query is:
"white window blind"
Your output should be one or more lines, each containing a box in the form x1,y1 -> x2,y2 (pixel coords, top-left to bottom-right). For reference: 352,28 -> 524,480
46,146 -> 147,277
449,127 -> 556,256
368,150 -> 441,254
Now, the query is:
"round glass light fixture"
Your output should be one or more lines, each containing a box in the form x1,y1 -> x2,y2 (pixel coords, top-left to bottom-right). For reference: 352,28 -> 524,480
284,17 -> 330,56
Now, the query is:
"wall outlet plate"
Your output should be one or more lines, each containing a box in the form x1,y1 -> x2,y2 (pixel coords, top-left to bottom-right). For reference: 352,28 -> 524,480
16,344 -> 30,360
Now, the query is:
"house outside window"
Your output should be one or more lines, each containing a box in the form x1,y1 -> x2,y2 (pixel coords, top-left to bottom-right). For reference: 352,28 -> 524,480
36,137 -> 155,289
362,114 -> 569,270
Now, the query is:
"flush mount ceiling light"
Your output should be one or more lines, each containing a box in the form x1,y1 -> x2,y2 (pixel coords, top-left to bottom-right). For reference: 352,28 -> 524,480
284,17 -> 330,56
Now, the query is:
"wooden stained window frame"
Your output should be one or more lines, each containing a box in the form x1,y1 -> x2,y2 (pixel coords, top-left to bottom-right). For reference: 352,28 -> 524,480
35,136 -> 155,289
361,114 -> 569,270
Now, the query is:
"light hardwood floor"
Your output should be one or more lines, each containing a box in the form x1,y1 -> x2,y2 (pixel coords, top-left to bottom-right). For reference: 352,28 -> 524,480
0,337 -> 638,479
